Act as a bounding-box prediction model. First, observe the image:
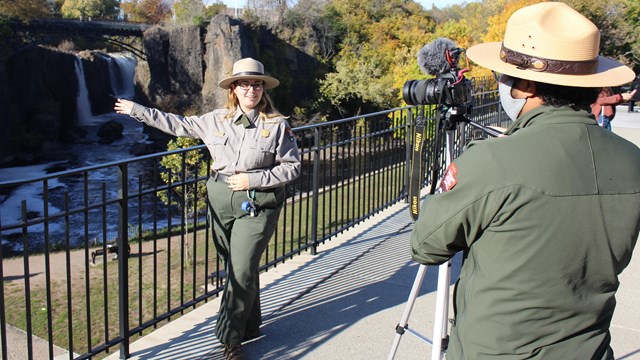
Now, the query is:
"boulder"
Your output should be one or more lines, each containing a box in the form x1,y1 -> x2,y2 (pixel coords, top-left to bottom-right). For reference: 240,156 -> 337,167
97,119 -> 124,144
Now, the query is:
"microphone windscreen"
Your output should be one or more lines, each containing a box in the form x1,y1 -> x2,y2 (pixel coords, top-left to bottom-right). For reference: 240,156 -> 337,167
417,38 -> 457,75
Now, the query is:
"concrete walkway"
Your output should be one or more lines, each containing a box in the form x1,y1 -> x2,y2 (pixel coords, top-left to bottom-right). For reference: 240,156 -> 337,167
101,105 -> 638,360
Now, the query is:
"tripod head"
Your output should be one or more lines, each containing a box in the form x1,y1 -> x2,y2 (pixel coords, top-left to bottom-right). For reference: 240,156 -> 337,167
438,104 -> 503,137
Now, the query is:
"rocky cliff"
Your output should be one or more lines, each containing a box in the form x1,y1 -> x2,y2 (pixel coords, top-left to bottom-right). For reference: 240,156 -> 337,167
136,14 -> 321,116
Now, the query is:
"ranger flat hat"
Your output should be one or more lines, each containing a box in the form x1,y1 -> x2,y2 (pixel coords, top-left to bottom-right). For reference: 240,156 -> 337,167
218,58 -> 280,90
466,2 -> 635,87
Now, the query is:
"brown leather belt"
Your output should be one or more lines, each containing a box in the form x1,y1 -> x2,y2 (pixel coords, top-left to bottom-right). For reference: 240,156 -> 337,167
211,171 -> 231,183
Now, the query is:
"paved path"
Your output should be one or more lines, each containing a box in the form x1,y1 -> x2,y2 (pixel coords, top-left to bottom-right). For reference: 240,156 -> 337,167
100,106 -> 640,360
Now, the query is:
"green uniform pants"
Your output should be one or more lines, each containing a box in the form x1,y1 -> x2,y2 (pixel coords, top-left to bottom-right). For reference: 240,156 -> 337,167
206,176 -> 284,346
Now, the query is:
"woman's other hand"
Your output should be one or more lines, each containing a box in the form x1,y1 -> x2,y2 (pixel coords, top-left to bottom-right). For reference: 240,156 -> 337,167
227,173 -> 249,191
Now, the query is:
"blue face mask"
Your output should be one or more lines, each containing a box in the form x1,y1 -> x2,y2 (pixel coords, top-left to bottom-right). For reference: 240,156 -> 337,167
498,77 -> 527,121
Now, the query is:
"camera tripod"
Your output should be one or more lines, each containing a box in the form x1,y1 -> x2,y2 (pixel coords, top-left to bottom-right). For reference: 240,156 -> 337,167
389,105 -> 501,360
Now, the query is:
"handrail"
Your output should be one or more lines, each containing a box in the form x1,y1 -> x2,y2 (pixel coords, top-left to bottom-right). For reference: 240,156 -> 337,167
0,79 -> 504,359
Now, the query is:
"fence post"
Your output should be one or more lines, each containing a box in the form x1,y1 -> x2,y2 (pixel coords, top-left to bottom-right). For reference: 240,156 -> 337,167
310,127 -> 321,255
117,164 -> 130,359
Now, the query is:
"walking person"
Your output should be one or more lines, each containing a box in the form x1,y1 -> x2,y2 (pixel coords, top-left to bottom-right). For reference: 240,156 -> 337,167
590,86 -> 636,130
411,3 -> 639,359
115,58 -> 300,359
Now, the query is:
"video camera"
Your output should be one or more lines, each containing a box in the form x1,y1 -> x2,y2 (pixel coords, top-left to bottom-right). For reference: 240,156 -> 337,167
402,38 -> 473,109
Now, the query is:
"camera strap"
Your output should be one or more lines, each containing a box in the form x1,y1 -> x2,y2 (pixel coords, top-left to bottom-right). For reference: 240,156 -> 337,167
409,114 -> 426,221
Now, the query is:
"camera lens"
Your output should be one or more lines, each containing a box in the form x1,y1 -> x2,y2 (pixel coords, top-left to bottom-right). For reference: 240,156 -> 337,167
403,80 -> 426,105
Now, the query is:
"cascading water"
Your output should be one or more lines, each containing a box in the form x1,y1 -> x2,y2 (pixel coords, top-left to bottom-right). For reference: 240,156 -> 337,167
107,52 -> 137,99
74,56 -> 94,126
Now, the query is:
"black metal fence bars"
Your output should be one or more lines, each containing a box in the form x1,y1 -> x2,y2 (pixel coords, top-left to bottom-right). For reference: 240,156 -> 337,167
0,77 -> 502,359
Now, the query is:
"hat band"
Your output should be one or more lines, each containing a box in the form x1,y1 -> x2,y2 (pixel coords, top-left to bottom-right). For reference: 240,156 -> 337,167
233,71 -> 266,77
500,44 -> 598,75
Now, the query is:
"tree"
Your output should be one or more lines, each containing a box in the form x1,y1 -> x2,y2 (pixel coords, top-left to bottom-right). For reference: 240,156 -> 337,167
622,0 -> 640,72
159,137 -> 209,266
564,0 -> 638,71
246,0 -> 290,26
60,0 -> 120,20
120,0 -> 172,24
0,0 -> 53,20
319,0 -> 435,113
173,0 -> 206,25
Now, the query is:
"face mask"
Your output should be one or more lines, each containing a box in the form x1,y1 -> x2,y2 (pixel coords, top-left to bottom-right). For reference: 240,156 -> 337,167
498,77 -> 527,121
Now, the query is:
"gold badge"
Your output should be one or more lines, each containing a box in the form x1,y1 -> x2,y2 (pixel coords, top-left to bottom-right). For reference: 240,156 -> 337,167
215,131 -> 225,137
261,129 -> 270,138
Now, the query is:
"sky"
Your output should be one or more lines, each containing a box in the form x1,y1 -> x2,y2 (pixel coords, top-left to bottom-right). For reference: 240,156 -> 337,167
211,0 -> 478,10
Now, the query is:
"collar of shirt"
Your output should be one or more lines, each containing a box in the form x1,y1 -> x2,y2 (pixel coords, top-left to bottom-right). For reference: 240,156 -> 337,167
233,107 -> 259,128
503,105 -> 596,136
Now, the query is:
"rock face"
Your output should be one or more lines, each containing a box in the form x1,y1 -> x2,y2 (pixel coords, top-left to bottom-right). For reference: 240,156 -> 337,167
2,46 -> 79,165
136,14 -> 321,116
201,15 -> 255,110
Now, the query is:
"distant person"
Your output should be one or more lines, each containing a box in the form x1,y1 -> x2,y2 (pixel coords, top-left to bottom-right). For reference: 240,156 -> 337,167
628,76 -> 640,112
590,87 -> 636,130
411,3 -> 640,359
115,58 -> 300,360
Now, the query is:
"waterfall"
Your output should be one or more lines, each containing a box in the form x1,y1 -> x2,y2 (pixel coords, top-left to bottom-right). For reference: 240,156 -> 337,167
107,52 -> 137,99
73,57 -> 94,126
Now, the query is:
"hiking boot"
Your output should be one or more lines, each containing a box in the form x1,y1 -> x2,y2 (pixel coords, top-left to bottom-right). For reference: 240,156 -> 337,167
224,344 -> 244,360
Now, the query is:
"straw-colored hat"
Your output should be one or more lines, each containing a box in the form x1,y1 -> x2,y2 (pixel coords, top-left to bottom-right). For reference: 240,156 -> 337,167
466,2 -> 635,87
218,58 -> 280,89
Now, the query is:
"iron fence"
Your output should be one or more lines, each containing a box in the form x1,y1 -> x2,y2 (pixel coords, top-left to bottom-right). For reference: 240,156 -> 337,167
0,78 -> 503,359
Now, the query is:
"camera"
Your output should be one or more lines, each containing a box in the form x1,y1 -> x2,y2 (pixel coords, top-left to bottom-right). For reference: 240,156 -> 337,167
402,40 -> 473,107
402,72 -> 472,106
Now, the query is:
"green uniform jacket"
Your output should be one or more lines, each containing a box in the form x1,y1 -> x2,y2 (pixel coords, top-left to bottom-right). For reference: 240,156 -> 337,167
411,105 -> 640,359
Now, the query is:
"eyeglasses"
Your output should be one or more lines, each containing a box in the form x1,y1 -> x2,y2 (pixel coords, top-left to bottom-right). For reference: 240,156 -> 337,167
235,81 -> 264,90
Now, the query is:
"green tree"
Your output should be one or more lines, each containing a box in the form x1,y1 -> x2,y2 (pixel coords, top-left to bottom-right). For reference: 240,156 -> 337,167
159,137 -> 209,266
319,0 -> 435,114
60,0 -> 120,20
0,0 -> 53,20
564,0 -> 638,71
173,0 -> 206,25
204,2 -> 227,21
622,0 -> 640,72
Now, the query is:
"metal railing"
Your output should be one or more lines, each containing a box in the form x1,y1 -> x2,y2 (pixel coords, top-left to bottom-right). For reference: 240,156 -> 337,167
0,77 -> 504,359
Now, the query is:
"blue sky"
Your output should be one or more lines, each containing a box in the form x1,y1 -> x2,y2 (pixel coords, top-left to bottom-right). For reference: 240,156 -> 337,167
211,0 -> 477,10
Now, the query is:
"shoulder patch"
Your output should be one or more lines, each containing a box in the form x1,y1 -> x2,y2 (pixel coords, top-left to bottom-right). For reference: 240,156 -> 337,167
285,127 -> 296,142
439,162 -> 458,192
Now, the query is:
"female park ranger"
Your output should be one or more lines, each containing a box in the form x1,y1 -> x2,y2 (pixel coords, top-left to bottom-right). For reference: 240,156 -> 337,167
115,58 -> 300,359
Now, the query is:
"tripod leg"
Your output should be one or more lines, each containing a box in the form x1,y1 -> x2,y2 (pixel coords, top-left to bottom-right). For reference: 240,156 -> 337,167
431,260 -> 452,360
388,264 -> 428,360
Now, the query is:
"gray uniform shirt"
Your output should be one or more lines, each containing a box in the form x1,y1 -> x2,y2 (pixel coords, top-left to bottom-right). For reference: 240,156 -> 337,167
130,104 -> 300,190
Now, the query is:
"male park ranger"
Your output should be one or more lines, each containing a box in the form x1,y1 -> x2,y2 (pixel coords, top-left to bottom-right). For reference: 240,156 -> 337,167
116,58 -> 300,360
410,3 -> 639,359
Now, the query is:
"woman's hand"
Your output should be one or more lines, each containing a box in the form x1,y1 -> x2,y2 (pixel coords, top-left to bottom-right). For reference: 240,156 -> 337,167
622,89 -> 637,102
227,174 -> 249,191
114,99 -> 135,115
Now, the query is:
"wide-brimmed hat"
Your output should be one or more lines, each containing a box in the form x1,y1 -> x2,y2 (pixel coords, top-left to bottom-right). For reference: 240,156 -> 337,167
218,58 -> 280,90
466,2 -> 635,87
